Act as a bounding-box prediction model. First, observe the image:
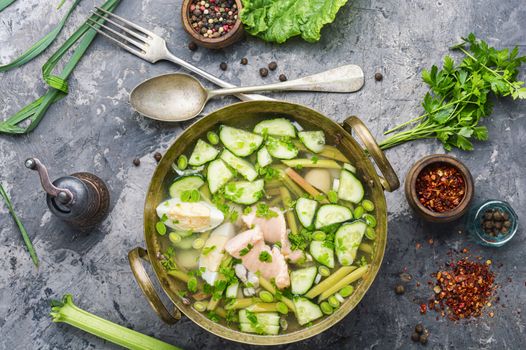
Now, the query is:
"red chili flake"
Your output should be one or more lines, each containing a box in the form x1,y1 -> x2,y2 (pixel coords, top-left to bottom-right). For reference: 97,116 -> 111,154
415,163 -> 465,213
429,258 -> 496,320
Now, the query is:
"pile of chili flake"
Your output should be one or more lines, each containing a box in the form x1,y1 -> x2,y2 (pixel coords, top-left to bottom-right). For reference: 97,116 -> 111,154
416,163 -> 465,212
429,258 -> 496,320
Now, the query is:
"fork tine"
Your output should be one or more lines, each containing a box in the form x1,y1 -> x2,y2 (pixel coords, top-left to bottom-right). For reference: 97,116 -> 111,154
95,6 -> 156,37
87,17 -> 147,51
90,10 -> 149,43
87,22 -> 145,58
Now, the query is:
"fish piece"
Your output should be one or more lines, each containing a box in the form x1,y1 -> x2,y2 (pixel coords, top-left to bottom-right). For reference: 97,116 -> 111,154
156,198 -> 224,232
225,226 -> 290,289
199,223 -> 235,285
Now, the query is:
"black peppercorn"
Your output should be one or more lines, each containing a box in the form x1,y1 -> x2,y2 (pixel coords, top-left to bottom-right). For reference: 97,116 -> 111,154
415,324 -> 424,334
240,57 -> 248,65
220,62 -> 228,71
188,42 -> 198,51
374,72 -> 383,81
132,158 -> 140,166
268,61 -> 277,70
419,334 -> 428,345
259,68 -> 269,77
411,332 -> 420,342
394,284 -> 405,295
279,74 -> 287,82
493,210 -> 503,221
154,152 -> 162,162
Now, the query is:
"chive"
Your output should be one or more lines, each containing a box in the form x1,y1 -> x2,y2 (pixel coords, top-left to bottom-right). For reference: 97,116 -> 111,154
339,285 -> 354,297
276,302 -> 288,315
318,265 -> 330,277
320,301 -> 333,315
207,131 -> 219,145
363,214 -> 377,228
0,0 -> 81,73
259,291 -> 274,303
0,0 -> 121,134
353,206 -> 364,219
155,221 -> 167,236
0,0 -> 16,12
365,226 -> 376,240
177,155 -> 188,170
169,232 -> 182,244
328,295 -> 340,309
0,183 -> 39,266
361,199 -> 375,212
193,301 -> 207,312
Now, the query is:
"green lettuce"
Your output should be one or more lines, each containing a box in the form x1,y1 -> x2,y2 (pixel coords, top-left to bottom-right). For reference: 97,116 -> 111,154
240,0 -> 349,43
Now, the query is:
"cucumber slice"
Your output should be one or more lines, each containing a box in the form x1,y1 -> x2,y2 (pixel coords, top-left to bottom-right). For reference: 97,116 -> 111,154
239,323 -> 280,335
224,180 -> 264,205
257,147 -> 273,168
169,175 -> 205,198
266,136 -> 298,159
343,163 -> 356,173
298,131 -> 325,153
291,266 -> 318,295
220,125 -> 263,157
293,297 -> 323,326
207,159 -> 233,194
309,241 -> 335,268
175,249 -> 200,269
295,197 -> 318,227
253,118 -> 296,137
188,139 -> 219,166
225,282 -> 239,299
173,235 -> 197,249
338,169 -> 364,204
335,221 -> 366,266
314,204 -> 353,229
239,310 -> 280,325
220,150 -> 258,181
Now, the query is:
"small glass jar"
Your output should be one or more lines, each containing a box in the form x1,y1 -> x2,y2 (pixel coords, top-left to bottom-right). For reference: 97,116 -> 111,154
466,200 -> 518,247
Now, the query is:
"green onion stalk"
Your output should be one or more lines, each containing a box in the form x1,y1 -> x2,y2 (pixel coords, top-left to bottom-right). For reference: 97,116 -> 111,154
50,295 -> 181,350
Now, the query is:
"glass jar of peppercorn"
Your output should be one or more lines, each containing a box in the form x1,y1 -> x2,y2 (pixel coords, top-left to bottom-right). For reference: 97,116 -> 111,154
466,200 -> 518,247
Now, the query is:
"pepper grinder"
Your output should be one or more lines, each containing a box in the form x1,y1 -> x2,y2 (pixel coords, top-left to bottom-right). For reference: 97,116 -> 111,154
25,157 -> 110,229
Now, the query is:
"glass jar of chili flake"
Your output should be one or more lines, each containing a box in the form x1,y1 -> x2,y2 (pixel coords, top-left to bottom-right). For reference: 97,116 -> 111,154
466,200 -> 519,247
405,155 -> 474,223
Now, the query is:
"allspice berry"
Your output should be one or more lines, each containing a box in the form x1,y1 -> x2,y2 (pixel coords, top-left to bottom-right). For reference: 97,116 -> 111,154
374,72 -> 383,81
394,284 -> 405,295
268,61 -> 277,71
259,68 -> 269,77
154,152 -> 162,162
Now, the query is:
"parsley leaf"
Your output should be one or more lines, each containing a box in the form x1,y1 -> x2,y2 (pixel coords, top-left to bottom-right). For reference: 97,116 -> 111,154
239,243 -> 253,257
258,251 -> 272,263
255,203 -> 278,219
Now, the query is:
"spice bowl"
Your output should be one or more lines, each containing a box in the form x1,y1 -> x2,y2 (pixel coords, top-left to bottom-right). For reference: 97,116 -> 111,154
405,154 -> 474,223
466,200 -> 518,247
181,0 -> 244,49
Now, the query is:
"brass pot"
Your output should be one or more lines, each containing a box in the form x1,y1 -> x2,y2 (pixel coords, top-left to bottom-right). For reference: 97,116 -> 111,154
128,101 -> 399,345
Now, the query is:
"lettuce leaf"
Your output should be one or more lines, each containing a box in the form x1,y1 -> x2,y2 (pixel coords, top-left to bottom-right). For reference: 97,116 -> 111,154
240,0 -> 349,43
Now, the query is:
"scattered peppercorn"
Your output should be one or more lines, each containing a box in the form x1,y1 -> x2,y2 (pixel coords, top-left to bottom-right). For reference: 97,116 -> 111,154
154,152 -> 162,162
132,158 -> 140,166
374,72 -> 383,81
188,42 -> 198,51
259,68 -> 269,77
411,332 -> 420,342
419,335 -> 428,345
187,0 -> 239,39
480,208 -> 513,237
240,57 -> 248,65
415,163 -> 465,213
220,62 -> 228,71
268,61 -> 277,71
395,284 -> 405,295
279,74 -> 287,82
415,324 -> 424,334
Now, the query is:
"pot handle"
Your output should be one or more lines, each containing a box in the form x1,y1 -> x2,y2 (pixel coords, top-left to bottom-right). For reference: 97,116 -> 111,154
128,247 -> 181,324
342,116 -> 400,192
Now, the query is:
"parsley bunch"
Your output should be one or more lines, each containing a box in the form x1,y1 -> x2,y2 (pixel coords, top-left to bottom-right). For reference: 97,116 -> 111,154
380,34 -> 526,151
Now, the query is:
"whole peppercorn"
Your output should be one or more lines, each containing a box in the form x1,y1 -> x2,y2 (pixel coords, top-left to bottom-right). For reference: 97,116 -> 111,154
220,62 -> 228,71
188,42 -> 198,51
259,68 -> 269,77
268,61 -> 277,71
415,324 -> 424,334
154,152 -> 162,162
493,210 -> 503,221
374,72 -> 383,81
394,284 -> 405,295
240,57 -> 248,65
132,158 -> 141,166
279,74 -> 287,82
419,334 -> 428,345
411,332 -> 420,342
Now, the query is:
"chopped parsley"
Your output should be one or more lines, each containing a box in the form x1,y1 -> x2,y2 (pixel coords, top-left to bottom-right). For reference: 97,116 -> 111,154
187,276 -> 198,293
327,190 -> 338,203
259,251 -> 272,263
160,247 -> 177,271
207,311 -> 220,323
239,243 -> 253,257
160,213 -> 168,222
201,245 -> 216,256
314,193 -> 326,202
358,255 -> 368,267
255,203 -> 278,219
289,228 -> 312,251
256,165 -> 280,181
243,206 -> 253,215
180,189 -> 200,202
311,156 -> 319,164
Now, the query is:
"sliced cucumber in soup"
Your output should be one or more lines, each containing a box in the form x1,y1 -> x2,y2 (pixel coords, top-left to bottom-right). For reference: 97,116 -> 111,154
334,221 -> 367,266
266,136 -> 298,159
239,310 -> 280,334
293,297 -> 323,326
239,323 -> 280,335
175,249 -> 200,270
219,125 -> 263,157
338,169 -> 364,203
291,266 -> 318,295
169,175 -> 205,198
188,139 -> 219,166
220,150 -> 258,181
224,180 -> 264,205
295,197 -> 318,227
298,131 -> 325,153
173,235 -> 197,249
309,241 -> 335,268
314,204 -> 353,229
253,118 -> 296,137
257,147 -> 273,167
207,159 -> 234,194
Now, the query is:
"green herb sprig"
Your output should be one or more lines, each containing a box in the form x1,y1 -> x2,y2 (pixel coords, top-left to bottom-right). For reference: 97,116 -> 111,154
380,34 -> 526,151
0,183 -> 39,266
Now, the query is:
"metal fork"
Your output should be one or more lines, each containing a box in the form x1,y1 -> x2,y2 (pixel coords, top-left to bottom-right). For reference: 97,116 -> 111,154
87,7 -> 272,102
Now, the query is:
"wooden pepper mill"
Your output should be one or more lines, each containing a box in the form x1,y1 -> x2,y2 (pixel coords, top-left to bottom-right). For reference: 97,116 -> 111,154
25,158 -> 110,228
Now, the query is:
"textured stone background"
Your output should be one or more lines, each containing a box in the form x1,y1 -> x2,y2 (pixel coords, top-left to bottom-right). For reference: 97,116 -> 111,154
0,0 -> 525,349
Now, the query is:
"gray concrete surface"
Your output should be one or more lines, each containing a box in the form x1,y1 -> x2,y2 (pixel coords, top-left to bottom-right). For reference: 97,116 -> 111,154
0,0 -> 525,349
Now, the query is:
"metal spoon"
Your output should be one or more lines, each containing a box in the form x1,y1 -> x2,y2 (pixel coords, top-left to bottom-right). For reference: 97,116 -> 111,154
129,64 -> 364,122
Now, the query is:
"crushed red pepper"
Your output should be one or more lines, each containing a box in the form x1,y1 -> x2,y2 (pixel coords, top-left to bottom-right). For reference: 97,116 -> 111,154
429,258 -> 496,320
416,163 -> 465,212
